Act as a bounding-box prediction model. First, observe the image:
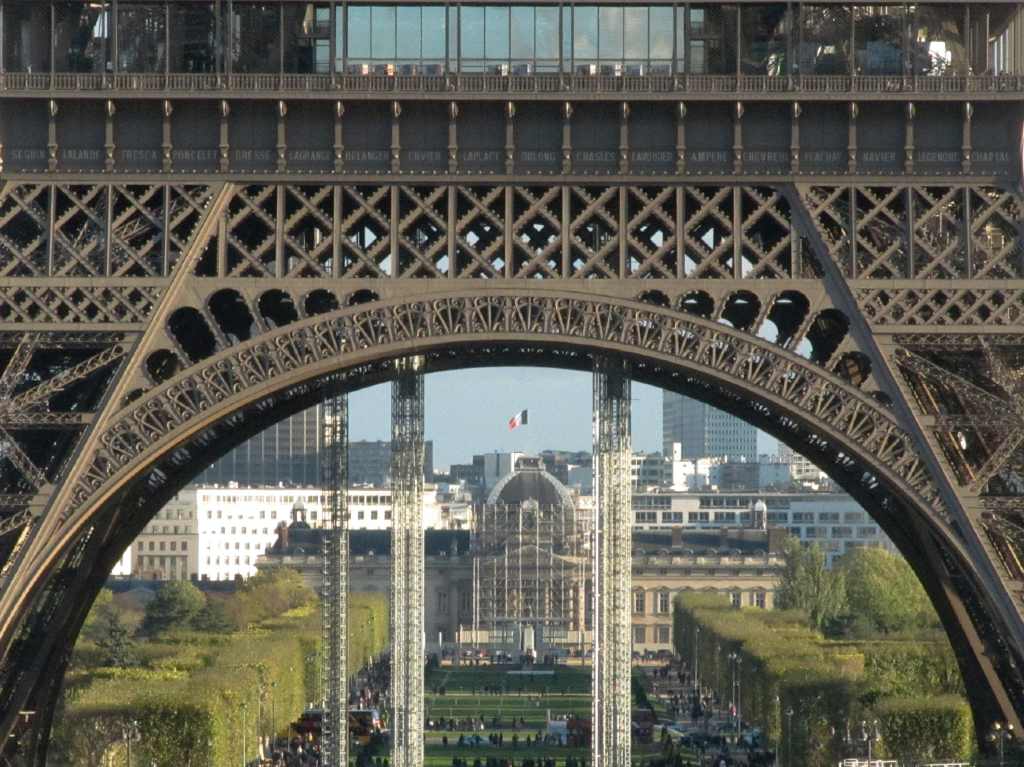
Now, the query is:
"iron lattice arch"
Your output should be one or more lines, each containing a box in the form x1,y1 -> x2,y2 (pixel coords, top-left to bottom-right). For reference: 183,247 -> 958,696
1,179 -> 1024,761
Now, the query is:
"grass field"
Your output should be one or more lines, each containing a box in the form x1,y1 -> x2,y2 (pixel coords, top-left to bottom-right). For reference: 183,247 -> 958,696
354,664 -> 693,766
418,664 -> 592,765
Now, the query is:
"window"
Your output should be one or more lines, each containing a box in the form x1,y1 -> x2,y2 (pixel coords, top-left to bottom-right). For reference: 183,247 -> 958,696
800,5 -> 851,75
633,590 -> 645,614
657,591 -> 670,614
182,542 -> 188,551
853,5 -> 906,75
231,2 -> 282,73
3,2 -> 52,72
755,592 -> 766,608
138,542 -> 144,551
730,591 -> 741,607
170,541 -> 177,551
656,625 -> 671,644
632,625 -> 646,644
284,2 -> 331,73
54,1 -> 110,73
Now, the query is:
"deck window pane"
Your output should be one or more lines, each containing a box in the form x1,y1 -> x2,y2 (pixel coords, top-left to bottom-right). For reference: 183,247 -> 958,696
800,5 -> 851,74
912,3 -> 966,75
54,1 -> 111,73
231,3 -> 281,73
284,3 -> 331,73
740,4 -> 789,75
421,6 -> 446,71
536,6 -> 559,71
853,4 -> 906,75
118,3 -> 166,72
3,1 -> 52,73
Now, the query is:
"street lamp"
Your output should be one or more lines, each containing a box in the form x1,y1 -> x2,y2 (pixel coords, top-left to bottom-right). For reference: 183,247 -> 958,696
727,652 -> 738,712
693,625 -> 701,701
270,681 -> 278,743
771,695 -> 780,765
240,702 -> 248,767
725,653 -> 742,741
990,721 -> 1014,767
785,707 -> 795,767
861,719 -> 880,762
120,719 -> 139,767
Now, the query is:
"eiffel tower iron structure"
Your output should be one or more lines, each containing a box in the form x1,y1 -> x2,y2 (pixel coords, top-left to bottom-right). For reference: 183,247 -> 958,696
1,0 -> 1024,763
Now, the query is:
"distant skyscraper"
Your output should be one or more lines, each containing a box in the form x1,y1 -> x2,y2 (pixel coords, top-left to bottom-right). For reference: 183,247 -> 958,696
197,405 -> 323,486
349,440 -> 435,486
661,392 -> 757,461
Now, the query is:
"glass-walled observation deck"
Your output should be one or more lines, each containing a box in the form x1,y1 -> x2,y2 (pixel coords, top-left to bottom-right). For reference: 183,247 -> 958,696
2,1 -> 1023,81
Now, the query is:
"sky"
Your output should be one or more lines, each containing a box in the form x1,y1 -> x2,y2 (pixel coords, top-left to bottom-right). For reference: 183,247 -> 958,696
347,367 -> 776,470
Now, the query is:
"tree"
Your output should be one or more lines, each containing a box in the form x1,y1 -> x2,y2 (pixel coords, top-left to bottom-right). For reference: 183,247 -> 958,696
224,567 -> 315,628
839,547 -> 937,634
141,581 -> 206,636
80,588 -> 115,643
96,610 -> 135,667
775,538 -> 847,632
191,596 -> 235,633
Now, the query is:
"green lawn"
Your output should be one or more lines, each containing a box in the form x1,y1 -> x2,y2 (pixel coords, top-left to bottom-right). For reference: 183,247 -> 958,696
417,665 -> 592,765
353,665 -> 696,766
426,665 -> 592,695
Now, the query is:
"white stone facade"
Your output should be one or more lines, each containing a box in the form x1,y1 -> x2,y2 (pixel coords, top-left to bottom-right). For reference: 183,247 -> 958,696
628,490 -> 896,567
121,483 -> 444,582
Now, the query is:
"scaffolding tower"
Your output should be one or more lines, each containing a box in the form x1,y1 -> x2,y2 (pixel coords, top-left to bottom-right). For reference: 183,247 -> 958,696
592,357 -> 632,767
390,357 -> 425,767
321,393 -> 349,767
473,493 -> 590,648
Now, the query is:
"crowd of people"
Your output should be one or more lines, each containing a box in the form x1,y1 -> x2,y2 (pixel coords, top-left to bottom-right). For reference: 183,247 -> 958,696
448,758 -> 587,767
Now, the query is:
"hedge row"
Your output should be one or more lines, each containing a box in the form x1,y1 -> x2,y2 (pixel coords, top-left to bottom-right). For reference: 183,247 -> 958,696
52,593 -> 389,767
672,593 -> 973,766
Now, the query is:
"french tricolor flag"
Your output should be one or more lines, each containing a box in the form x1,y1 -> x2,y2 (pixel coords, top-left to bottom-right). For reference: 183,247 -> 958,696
508,409 -> 529,430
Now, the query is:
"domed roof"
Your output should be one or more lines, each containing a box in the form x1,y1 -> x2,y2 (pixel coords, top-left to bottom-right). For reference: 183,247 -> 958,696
487,460 -> 574,509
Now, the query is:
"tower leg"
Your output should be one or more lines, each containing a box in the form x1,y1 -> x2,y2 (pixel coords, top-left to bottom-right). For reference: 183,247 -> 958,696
322,393 -> 349,767
390,358 -> 425,767
592,356 -> 632,767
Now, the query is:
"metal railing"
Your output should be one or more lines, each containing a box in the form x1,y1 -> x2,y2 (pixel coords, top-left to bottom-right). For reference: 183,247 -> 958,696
1,71 -> 1022,96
